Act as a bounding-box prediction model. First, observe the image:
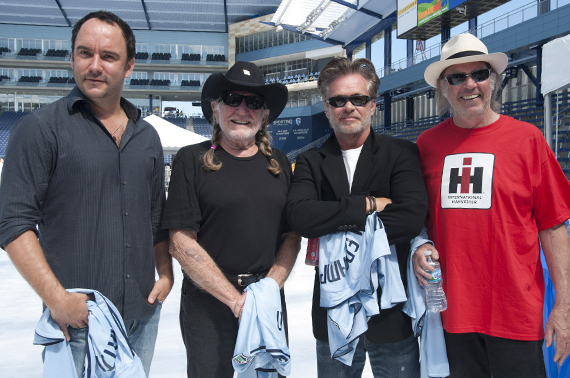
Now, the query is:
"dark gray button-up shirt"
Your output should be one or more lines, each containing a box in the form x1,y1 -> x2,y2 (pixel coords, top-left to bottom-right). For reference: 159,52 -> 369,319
0,87 -> 168,321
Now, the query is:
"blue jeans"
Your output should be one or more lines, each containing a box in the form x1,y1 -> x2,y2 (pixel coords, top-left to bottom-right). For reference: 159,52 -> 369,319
316,335 -> 420,378
67,302 -> 162,377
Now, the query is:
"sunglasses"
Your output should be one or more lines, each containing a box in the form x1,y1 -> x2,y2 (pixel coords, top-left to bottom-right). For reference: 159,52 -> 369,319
326,95 -> 375,108
222,93 -> 265,110
443,68 -> 492,86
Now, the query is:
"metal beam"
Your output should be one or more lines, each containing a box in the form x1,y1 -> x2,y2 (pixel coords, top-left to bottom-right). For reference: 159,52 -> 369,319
141,0 -> 152,30
54,0 -> 71,27
344,11 -> 396,50
224,0 -> 229,33
260,22 -> 344,46
519,64 -> 537,87
330,0 -> 383,19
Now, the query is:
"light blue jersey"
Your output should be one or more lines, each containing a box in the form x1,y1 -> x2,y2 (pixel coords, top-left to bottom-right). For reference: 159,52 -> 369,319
232,278 -> 290,378
319,213 -> 407,366
404,234 -> 450,378
34,289 -> 145,378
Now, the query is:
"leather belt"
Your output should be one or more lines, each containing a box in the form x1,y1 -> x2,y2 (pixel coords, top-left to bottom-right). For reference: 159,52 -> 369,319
225,270 -> 268,287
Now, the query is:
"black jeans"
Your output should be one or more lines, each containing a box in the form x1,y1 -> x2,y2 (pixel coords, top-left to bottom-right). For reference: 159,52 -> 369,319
179,277 -> 288,378
444,331 -> 546,378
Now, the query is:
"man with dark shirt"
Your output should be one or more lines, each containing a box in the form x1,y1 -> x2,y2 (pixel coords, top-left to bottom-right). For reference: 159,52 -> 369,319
0,11 -> 173,377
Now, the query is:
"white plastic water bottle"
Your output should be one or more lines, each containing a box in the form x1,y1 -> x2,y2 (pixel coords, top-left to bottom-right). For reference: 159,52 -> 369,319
424,250 -> 447,312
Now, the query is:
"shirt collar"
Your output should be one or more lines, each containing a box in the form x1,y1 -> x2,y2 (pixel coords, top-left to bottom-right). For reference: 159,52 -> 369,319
66,86 -> 141,122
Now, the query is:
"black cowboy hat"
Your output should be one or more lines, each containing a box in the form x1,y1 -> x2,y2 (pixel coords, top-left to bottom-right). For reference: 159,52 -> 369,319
201,61 -> 288,125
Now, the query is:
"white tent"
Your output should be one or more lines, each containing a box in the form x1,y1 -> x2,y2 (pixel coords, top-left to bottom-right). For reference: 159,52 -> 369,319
144,114 -> 208,154
542,34 -> 570,95
541,34 -> 570,150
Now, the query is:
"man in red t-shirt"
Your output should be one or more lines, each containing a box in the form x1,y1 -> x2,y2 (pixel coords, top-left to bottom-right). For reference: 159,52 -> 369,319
412,33 -> 570,377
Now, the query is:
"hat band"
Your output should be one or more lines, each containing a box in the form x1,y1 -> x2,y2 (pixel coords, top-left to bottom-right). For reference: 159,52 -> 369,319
446,50 -> 485,60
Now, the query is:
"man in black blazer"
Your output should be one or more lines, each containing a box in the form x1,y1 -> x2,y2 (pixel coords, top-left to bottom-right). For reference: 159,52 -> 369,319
286,57 -> 427,378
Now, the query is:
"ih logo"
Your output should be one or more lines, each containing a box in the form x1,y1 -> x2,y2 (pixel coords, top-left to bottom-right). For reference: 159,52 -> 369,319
449,157 -> 483,194
441,153 -> 494,209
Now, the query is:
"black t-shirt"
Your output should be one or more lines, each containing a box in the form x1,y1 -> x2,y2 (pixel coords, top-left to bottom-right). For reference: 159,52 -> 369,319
162,141 -> 292,274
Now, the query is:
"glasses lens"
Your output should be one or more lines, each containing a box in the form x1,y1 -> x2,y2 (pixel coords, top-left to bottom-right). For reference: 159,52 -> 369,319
471,69 -> 491,82
349,95 -> 371,106
223,93 -> 243,107
223,93 -> 265,109
445,69 -> 491,85
327,96 -> 348,108
446,73 -> 467,86
327,95 -> 372,108
244,97 -> 265,110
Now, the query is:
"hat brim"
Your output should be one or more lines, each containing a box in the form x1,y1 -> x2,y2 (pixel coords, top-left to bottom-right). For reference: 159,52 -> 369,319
201,72 -> 288,126
424,52 -> 508,87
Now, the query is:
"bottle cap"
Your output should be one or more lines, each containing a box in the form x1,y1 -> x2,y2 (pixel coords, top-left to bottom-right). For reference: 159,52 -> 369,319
423,250 -> 432,256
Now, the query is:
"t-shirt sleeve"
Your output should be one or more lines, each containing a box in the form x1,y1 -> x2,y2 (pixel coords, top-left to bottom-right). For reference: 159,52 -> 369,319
533,136 -> 570,231
161,147 -> 202,231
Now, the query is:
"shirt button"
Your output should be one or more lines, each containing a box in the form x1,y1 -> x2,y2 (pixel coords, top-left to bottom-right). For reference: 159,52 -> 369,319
126,242 -> 131,248
124,211 -> 128,216
122,180 -> 127,185
126,274 -> 131,279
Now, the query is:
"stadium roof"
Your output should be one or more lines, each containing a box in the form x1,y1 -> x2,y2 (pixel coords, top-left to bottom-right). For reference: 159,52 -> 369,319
268,0 -> 397,47
0,0 -> 282,33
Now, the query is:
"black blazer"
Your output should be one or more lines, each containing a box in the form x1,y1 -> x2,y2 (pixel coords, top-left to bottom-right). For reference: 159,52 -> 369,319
286,128 -> 428,343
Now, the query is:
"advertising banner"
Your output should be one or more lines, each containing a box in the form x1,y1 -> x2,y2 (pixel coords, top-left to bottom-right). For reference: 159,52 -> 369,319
268,114 -> 331,159
417,0 -> 449,26
397,0 -> 418,37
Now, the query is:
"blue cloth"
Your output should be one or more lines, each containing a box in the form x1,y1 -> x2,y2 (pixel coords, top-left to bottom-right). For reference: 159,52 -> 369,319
233,278 -> 290,378
318,213 -> 407,366
541,220 -> 570,378
34,289 -> 146,378
406,236 -> 450,378
68,303 -> 161,377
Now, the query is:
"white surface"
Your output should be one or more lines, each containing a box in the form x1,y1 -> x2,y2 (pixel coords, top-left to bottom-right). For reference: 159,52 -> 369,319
144,114 -> 208,154
541,34 -> 570,95
0,239 -> 375,377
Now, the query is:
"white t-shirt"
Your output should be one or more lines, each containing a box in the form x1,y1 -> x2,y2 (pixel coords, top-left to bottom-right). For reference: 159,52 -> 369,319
341,146 -> 363,192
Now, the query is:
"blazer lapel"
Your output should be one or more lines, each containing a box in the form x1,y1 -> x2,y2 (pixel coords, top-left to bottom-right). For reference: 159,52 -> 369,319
320,135 -> 350,199
351,130 -> 377,195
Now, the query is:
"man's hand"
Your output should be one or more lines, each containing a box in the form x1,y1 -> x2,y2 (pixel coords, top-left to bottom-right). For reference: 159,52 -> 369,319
412,243 -> 440,286
147,274 -> 174,304
545,303 -> 570,365
231,292 -> 247,319
375,197 -> 392,212
50,292 -> 90,341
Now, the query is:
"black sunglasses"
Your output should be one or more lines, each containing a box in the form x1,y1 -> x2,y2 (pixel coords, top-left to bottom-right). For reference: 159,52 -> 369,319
326,95 -> 375,108
443,68 -> 492,86
222,93 -> 265,110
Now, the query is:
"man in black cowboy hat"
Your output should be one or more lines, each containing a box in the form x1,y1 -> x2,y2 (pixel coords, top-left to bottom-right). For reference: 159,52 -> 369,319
162,61 -> 301,377
286,57 -> 427,377
412,33 -> 570,377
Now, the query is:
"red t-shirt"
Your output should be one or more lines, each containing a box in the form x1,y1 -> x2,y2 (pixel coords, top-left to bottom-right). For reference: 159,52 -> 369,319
416,115 -> 570,340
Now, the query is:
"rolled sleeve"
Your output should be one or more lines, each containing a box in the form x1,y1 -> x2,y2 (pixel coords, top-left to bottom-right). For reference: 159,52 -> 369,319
0,113 -> 54,248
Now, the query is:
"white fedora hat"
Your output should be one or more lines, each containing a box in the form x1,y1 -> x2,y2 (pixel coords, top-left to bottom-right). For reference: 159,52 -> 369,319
424,33 -> 508,88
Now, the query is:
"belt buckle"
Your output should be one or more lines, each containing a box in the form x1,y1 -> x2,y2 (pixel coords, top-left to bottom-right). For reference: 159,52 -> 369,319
237,273 -> 252,286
